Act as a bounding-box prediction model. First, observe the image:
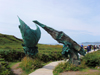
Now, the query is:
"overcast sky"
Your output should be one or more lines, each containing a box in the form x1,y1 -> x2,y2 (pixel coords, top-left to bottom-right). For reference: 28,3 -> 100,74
0,0 -> 100,44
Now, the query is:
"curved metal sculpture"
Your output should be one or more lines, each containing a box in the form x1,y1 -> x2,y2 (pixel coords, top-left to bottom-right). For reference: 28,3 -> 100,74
33,20 -> 86,65
18,17 -> 41,56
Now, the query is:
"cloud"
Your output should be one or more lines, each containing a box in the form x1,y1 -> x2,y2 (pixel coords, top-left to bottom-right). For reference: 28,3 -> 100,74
0,0 -> 100,44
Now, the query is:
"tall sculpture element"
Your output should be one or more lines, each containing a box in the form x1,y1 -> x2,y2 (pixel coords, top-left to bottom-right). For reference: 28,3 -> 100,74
33,20 -> 86,65
18,17 -> 41,56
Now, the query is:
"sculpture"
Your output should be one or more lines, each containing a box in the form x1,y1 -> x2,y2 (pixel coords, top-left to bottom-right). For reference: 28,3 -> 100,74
18,17 -> 41,56
33,20 -> 86,65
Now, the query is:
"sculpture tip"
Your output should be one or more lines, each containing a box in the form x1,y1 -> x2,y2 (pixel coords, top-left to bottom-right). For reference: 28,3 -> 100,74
33,20 -> 40,25
17,16 -> 21,21
17,16 -> 26,26
17,15 -> 20,19
33,20 -> 37,23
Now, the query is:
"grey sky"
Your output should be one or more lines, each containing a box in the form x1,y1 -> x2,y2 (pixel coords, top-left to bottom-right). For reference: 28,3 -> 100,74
0,0 -> 100,44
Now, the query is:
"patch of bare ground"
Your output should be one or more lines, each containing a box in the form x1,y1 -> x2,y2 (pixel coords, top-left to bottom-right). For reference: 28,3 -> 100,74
60,69 -> 100,75
11,62 -> 23,75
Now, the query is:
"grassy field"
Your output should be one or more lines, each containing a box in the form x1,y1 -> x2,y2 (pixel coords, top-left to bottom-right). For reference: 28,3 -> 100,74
53,50 -> 100,75
0,33 -> 100,75
0,33 -> 62,53
0,33 -> 63,75
0,33 -> 23,50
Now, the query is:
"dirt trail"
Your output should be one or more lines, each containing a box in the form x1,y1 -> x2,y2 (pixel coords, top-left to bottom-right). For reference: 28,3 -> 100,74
60,69 -> 100,75
11,62 -> 23,75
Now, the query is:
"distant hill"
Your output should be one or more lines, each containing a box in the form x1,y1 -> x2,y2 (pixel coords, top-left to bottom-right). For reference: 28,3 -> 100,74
0,33 -> 23,45
0,33 -> 23,50
0,33 -> 63,50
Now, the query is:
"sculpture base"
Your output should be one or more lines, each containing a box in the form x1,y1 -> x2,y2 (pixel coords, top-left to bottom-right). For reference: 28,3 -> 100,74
22,45 -> 38,56
62,46 -> 80,66
71,59 -> 80,66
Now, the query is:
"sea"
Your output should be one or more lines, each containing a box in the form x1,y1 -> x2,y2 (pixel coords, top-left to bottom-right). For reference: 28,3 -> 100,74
80,43 -> 100,46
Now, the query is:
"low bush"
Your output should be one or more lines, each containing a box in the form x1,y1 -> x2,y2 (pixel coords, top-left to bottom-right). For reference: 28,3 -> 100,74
0,49 -> 25,61
20,56 -> 43,74
0,62 -> 14,75
0,49 -> 63,62
20,51 -> 63,74
82,50 -> 100,68
53,50 -> 100,75
53,61 -> 87,75
32,51 -> 63,62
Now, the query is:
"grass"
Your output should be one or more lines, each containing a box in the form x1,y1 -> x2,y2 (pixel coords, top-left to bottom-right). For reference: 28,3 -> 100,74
9,61 -> 21,68
0,33 -> 100,75
1,33 -> 100,75
0,58 -> 4,61
77,68 -> 100,75
53,61 -> 88,75
53,50 -> 100,75
0,33 -> 62,53
19,56 -> 43,74
0,33 -> 23,50
79,68 -> 90,72
0,33 -> 63,74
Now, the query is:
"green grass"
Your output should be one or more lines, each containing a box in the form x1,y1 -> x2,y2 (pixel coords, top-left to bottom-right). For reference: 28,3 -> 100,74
0,33 -> 23,50
19,56 -> 43,74
0,33 -> 62,52
0,33 -> 63,74
53,50 -> 100,75
0,58 -> 4,61
9,61 -> 21,68
1,33 -> 100,75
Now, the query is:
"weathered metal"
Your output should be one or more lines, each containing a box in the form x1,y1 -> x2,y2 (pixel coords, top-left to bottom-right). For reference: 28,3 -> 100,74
33,20 -> 86,65
18,17 -> 41,56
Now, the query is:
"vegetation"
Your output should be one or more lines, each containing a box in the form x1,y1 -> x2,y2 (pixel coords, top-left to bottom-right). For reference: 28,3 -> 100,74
0,49 -> 25,62
1,33 -> 100,75
0,62 -> 14,75
19,51 -> 64,74
0,33 -> 63,74
0,33 -> 62,52
53,50 -> 100,75
82,50 -> 100,68
0,33 -> 23,50
53,61 -> 87,75
19,56 -> 43,74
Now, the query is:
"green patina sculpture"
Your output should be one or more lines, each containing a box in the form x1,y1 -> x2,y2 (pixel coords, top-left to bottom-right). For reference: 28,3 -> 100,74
18,17 -> 41,56
33,20 -> 86,65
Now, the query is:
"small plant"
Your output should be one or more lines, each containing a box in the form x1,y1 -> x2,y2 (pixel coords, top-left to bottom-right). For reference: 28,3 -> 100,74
53,61 -> 87,75
82,50 -> 100,68
19,56 -> 43,74
0,49 -> 25,61
0,62 -> 14,75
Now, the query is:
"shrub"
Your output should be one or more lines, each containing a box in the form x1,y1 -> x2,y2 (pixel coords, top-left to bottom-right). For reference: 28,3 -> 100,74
53,50 -> 100,75
0,49 -> 25,61
31,51 -> 63,62
0,62 -> 14,75
41,54 -> 49,62
82,50 -> 100,68
53,61 -> 87,75
20,56 -> 43,74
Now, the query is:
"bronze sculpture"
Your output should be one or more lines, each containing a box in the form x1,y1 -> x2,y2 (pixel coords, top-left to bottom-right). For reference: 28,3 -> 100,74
33,20 -> 86,65
18,17 -> 41,56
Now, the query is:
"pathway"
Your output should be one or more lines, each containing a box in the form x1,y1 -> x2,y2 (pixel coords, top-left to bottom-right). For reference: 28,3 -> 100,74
11,62 -> 23,75
29,49 -> 98,75
29,60 -> 66,75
